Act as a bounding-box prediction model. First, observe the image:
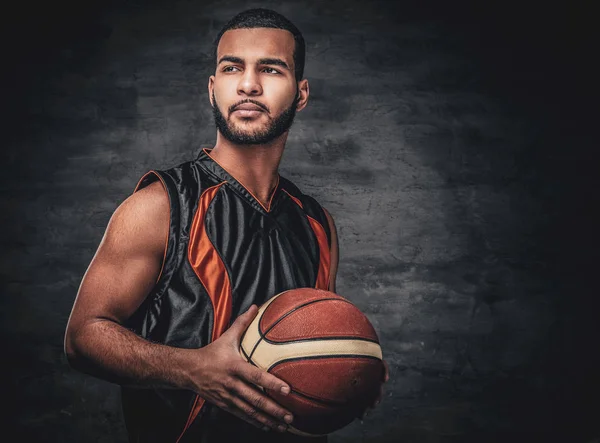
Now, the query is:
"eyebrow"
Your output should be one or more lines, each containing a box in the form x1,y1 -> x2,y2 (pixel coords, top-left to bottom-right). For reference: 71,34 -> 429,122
218,55 -> 290,71
258,58 -> 290,71
218,56 -> 244,65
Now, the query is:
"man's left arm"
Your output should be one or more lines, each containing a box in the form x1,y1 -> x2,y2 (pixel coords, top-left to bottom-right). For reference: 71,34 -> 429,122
322,207 -> 390,418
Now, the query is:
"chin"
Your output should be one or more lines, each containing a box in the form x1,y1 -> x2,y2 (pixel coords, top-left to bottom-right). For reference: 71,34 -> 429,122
231,115 -> 267,125
231,122 -> 268,134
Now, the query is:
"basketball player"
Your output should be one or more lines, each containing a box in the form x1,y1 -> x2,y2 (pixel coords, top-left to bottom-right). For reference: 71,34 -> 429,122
64,8 -> 388,443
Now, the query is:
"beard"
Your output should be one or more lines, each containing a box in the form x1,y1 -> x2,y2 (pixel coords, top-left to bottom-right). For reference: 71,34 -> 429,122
212,92 -> 299,145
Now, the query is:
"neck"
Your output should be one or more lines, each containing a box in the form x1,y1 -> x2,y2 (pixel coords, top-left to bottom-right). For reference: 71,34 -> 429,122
208,131 -> 288,208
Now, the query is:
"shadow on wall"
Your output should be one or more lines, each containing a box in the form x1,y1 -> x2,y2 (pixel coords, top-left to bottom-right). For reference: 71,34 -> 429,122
2,0 -> 598,442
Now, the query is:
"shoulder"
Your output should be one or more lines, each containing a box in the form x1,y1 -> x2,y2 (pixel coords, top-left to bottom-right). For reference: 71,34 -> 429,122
127,179 -> 169,217
135,159 -> 216,208
279,176 -> 324,210
105,180 -> 169,256
135,159 -> 199,189
279,175 -> 336,242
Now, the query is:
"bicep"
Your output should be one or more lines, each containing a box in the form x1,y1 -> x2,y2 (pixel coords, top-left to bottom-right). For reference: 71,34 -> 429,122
322,207 -> 339,294
66,182 -> 169,335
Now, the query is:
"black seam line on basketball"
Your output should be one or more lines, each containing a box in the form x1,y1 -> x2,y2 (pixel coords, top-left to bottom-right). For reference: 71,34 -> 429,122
249,297 -> 340,361
263,389 -> 345,411
268,354 -> 382,406
240,344 -> 250,362
286,388 -> 346,407
263,355 -> 381,406
260,374 -> 347,408
267,354 -> 382,373
243,351 -> 259,368
249,297 -> 357,361
262,335 -> 380,346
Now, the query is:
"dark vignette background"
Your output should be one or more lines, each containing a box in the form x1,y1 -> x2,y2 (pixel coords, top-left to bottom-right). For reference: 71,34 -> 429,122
1,0 -> 598,442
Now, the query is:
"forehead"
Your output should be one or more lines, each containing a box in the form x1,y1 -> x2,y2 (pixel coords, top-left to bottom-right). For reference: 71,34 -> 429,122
217,28 -> 295,65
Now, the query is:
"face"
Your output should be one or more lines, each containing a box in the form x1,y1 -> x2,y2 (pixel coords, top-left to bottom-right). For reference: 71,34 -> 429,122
209,28 -> 309,145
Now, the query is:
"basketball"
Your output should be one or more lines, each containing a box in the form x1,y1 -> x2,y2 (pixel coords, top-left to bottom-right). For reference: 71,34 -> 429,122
239,288 -> 384,436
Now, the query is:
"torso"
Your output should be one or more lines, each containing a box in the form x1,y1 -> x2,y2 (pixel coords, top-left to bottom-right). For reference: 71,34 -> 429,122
121,148 -> 331,443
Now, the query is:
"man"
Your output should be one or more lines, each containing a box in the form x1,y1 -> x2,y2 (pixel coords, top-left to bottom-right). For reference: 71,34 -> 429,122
64,8 -> 388,443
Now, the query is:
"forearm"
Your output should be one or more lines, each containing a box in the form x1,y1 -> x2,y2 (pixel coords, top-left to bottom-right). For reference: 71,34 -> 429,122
65,319 -> 195,390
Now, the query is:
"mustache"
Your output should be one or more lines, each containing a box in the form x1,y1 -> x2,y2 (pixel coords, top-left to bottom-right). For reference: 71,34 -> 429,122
229,99 -> 270,114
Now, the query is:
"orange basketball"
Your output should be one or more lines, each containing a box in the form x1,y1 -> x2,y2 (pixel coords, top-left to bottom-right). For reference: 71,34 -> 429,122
239,288 -> 384,436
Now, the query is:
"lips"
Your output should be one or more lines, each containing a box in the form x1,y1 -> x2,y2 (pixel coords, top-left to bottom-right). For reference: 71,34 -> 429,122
233,103 -> 265,112
231,103 -> 266,119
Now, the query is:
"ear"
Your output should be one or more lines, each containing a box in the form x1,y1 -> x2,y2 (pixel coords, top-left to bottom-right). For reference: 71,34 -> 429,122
208,75 -> 215,107
295,79 -> 309,112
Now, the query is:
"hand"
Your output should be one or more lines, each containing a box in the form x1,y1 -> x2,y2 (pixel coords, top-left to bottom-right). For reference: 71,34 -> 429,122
187,305 -> 294,433
359,359 -> 389,420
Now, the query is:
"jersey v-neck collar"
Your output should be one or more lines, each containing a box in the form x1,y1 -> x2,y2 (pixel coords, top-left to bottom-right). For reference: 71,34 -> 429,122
195,148 -> 281,214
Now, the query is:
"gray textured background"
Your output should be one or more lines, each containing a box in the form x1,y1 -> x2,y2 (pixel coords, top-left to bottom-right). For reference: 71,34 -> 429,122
2,0 -> 598,442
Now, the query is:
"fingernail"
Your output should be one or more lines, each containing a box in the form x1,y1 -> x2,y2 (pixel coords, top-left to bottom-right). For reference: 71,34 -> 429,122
278,425 -> 287,432
280,386 -> 290,395
284,414 -> 293,424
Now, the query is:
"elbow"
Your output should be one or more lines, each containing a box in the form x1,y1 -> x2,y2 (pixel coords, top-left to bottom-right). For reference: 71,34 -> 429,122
63,329 -> 76,366
63,324 -> 83,369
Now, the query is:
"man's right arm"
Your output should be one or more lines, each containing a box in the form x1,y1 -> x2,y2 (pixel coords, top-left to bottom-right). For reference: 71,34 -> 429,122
64,180 -> 185,387
64,180 -> 294,432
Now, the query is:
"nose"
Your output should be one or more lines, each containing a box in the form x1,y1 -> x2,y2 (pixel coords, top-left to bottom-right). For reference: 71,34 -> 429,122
238,68 -> 262,96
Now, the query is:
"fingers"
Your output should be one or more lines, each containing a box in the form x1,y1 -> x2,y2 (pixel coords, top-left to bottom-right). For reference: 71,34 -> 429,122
359,360 -> 390,420
222,396 -> 277,432
211,375 -> 292,432
382,359 -> 390,382
360,391 -> 382,419
359,408 -> 369,420
370,359 -> 389,407
225,402 -> 269,431
234,361 -> 291,396
222,305 -> 259,349
226,304 -> 258,337
230,396 -> 289,433
230,380 -> 294,432
374,366 -> 386,406
375,383 -> 384,405
229,363 -> 294,431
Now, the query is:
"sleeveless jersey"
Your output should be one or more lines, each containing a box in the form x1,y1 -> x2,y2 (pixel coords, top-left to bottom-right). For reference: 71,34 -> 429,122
121,148 -> 332,443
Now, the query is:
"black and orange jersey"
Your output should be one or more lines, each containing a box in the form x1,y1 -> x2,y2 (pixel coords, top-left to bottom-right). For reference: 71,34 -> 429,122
121,148 -> 332,443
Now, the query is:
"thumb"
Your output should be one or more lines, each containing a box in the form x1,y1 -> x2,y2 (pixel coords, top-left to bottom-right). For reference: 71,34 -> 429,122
225,304 -> 259,340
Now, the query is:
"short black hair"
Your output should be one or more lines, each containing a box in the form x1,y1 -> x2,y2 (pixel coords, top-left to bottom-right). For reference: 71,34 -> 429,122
213,8 -> 306,80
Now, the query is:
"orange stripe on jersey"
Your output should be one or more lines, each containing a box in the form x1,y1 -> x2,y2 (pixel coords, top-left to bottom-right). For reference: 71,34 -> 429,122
283,189 -> 304,209
177,181 -> 231,442
307,215 -> 331,290
189,181 -> 232,341
283,189 -> 330,290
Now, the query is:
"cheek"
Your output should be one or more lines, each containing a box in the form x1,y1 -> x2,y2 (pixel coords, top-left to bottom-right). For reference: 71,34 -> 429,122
270,86 -> 297,112
213,80 -> 235,102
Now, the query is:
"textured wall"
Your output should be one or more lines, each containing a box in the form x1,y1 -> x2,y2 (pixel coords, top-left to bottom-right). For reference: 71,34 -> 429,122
2,1 -> 597,442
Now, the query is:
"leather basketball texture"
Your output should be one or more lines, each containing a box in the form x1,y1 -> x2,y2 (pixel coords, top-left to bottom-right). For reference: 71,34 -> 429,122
239,288 -> 383,436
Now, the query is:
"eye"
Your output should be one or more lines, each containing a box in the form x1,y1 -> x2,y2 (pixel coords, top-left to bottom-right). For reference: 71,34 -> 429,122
262,67 -> 281,74
222,66 -> 241,73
